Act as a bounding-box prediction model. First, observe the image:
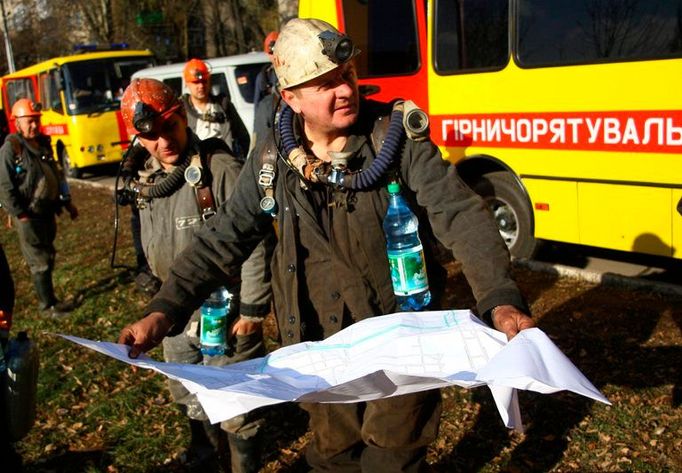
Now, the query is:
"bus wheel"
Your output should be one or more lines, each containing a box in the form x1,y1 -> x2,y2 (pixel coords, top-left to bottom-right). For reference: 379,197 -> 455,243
60,149 -> 81,179
471,171 -> 537,259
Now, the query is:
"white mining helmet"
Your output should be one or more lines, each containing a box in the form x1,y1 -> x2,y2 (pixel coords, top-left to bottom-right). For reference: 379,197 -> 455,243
273,18 -> 360,90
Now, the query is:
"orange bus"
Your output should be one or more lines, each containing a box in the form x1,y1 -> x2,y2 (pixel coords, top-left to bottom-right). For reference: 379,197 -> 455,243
0,48 -> 154,177
300,0 -> 682,260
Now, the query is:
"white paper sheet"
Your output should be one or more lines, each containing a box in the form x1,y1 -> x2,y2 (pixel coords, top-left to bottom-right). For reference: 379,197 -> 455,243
60,310 -> 609,431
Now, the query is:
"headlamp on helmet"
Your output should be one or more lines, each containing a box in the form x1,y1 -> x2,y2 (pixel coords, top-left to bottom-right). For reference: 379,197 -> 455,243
133,102 -> 157,134
184,58 -> 211,84
189,69 -> 206,82
11,98 -> 43,119
318,30 -> 354,64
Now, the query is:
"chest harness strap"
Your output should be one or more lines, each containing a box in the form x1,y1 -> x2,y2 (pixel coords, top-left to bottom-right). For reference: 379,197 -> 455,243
185,153 -> 217,221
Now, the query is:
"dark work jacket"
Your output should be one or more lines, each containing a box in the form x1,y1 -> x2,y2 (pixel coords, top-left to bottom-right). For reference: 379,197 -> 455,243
147,99 -> 527,345
0,133 -> 68,217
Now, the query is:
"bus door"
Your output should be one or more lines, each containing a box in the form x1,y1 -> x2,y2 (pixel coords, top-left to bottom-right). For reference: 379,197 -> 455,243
2,77 -> 37,133
37,69 -> 69,141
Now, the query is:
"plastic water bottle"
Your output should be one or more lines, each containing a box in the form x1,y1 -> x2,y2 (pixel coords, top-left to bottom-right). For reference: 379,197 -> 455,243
200,287 -> 231,356
4,331 -> 39,441
383,182 -> 431,311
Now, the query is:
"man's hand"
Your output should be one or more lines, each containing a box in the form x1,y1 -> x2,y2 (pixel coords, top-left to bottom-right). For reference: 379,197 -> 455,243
491,305 -> 535,340
66,202 -> 79,220
118,312 -> 174,358
231,316 -> 263,337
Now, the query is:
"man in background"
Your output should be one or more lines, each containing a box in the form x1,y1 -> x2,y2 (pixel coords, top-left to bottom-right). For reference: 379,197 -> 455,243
0,99 -> 78,318
252,31 -> 280,145
180,58 -> 250,160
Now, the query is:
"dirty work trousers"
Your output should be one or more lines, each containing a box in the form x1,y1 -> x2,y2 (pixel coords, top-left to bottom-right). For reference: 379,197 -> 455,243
162,309 -> 266,437
14,215 -> 56,275
14,215 -> 59,309
301,389 -> 442,472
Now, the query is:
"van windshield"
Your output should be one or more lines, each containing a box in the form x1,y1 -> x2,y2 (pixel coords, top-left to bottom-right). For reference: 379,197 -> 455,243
62,56 -> 154,115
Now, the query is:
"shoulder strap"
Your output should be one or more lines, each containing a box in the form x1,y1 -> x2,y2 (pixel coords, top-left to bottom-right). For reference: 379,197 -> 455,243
192,135 -> 244,220
191,150 -> 217,221
370,112 -> 391,157
219,94 -> 231,113
257,138 -> 278,216
220,96 -> 250,159
6,135 -> 23,162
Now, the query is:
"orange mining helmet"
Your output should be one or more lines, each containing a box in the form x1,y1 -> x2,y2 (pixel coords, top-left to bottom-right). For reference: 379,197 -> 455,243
263,31 -> 279,55
11,98 -> 42,119
183,58 -> 210,83
120,78 -> 183,136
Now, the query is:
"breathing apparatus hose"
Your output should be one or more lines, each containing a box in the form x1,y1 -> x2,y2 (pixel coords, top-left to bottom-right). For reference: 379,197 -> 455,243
139,156 -> 191,199
110,143 -> 191,270
278,104 -> 406,190
111,149 -> 136,271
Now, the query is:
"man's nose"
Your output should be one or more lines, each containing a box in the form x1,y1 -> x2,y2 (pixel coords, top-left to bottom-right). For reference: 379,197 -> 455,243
335,80 -> 354,97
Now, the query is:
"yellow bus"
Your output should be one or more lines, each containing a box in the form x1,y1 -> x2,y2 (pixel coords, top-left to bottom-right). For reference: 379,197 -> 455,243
300,0 -> 682,260
0,48 -> 154,177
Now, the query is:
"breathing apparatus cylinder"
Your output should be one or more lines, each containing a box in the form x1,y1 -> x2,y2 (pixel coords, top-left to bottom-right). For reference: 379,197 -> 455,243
3,331 -> 39,441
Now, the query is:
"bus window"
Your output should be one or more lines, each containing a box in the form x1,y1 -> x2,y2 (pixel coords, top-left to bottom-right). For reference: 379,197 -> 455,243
49,70 -> 64,113
6,78 -> 35,109
517,0 -> 682,67
62,57 -> 153,114
39,72 -> 50,110
38,70 -> 62,113
434,0 -> 509,73
342,0 -> 419,77
115,60 -> 154,89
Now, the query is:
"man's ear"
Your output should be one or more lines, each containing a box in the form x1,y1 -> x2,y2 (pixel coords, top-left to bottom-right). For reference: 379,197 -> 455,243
280,89 -> 301,114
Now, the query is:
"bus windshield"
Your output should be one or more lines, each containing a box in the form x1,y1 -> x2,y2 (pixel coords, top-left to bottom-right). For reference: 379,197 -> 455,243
62,56 -> 153,115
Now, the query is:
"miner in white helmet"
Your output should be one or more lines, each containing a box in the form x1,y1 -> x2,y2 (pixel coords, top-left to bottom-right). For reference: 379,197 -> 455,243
120,18 -> 534,472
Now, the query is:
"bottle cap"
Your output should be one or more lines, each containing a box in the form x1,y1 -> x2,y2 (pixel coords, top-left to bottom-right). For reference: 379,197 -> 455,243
387,182 -> 401,194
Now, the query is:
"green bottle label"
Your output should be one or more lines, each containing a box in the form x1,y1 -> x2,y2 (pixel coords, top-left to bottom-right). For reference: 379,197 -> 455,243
387,245 -> 429,296
200,311 -> 227,347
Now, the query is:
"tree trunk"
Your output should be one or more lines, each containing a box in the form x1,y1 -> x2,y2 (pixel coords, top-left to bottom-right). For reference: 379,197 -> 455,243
278,0 -> 297,23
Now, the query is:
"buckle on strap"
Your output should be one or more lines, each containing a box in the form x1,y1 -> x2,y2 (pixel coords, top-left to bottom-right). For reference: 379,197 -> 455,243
201,208 -> 216,221
258,162 -> 276,188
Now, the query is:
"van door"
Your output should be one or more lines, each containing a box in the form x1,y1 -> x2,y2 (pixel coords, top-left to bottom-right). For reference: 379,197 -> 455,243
337,0 -> 429,109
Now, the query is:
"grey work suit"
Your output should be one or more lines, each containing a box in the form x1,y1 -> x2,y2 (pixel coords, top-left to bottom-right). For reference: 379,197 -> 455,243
138,137 -> 272,436
147,100 -> 527,472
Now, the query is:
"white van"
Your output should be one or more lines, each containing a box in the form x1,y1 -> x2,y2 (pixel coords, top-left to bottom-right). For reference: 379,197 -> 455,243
131,52 -> 269,134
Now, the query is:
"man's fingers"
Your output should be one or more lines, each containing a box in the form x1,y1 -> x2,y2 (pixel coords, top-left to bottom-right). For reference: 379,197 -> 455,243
128,345 -> 142,359
118,326 -> 144,358
117,328 -> 132,345
518,317 -> 535,331
491,306 -> 535,341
